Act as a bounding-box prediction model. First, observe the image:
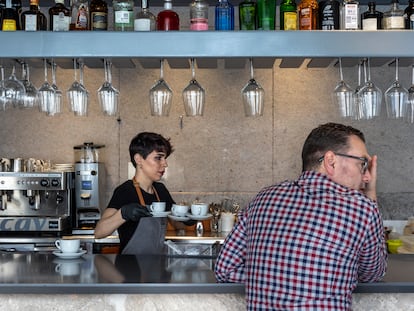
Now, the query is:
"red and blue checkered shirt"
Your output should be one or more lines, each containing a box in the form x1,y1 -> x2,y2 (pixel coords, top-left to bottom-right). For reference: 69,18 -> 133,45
215,171 -> 387,310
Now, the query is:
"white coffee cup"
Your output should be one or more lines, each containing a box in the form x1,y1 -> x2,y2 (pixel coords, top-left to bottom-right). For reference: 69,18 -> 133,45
221,213 -> 236,232
55,239 -> 80,253
171,204 -> 189,217
55,262 -> 81,276
191,203 -> 209,216
149,202 -> 166,213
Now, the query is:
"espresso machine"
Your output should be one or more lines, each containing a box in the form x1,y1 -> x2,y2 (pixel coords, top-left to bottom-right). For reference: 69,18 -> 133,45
0,158 -> 75,236
73,143 -> 106,232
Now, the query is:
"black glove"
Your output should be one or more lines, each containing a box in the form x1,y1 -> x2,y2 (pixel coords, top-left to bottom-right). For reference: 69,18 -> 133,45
121,203 -> 152,222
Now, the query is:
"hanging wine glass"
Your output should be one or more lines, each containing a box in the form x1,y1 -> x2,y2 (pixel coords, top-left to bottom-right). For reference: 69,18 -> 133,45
19,62 -> 38,109
406,65 -> 414,124
357,58 -> 382,120
98,59 -> 120,116
332,58 -> 355,119
3,65 -> 26,108
47,61 -> 62,116
38,59 -> 56,114
242,58 -> 264,117
149,58 -> 172,116
182,58 -> 205,116
385,58 -> 408,119
67,58 -> 89,116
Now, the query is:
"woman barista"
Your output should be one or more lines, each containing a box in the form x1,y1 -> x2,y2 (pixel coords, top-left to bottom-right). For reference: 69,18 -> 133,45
95,132 -> 176,254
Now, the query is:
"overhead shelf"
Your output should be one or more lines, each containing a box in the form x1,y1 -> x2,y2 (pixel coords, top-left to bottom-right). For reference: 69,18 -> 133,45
0,31 -> 413,69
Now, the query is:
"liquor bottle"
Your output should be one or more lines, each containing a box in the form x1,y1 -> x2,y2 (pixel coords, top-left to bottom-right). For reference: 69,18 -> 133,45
341,0 -> 360,30
49,0 -> 70,31
361,1 -> 382,30
90,0 -> 107,30
70,0 -> 89,30
215,0 -> 234,30
157,0 -> 179,30
257,0 -> 275,29
21,0 -> 47,30
1,0 -> 19,30
318,0 -> 340,30
383,0 -> 405,29
280,0 -> 297,30
404,0 -> 414,29
239,0 -> 256,30
298,0 -> 318,30
189,0 -> 208,30
113,0 -> 134,31
134,0 -> 156,31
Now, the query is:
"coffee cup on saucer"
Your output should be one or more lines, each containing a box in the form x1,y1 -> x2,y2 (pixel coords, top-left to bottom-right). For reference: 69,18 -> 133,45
191,203 -> 209,216
149,202 -> 166,214
171,204 -> 189,217
55,239 -> 80,253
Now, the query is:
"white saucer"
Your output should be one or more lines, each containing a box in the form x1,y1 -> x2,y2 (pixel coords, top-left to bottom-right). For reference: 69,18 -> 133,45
168,214 -> 190,222
151,211 -> 171,217
187,213 -> 213,221
53,249 -> 87,259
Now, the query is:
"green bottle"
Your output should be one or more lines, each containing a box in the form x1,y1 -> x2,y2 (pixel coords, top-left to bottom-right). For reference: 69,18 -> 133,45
257,0 -> 275,29
239,0 -> 257,30
280,0 -> 297,29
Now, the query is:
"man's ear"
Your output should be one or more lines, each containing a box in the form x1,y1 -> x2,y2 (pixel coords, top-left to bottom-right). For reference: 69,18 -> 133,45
322,151 -> 336,175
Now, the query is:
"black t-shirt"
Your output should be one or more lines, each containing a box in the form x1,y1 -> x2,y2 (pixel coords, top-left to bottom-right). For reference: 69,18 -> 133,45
107,180 -> 175,252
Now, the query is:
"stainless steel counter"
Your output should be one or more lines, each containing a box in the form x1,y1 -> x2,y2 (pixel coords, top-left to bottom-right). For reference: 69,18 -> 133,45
0,253 -> 412,294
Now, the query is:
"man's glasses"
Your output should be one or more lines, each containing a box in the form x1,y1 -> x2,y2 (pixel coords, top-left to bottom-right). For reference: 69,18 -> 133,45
319,153 -> 369,174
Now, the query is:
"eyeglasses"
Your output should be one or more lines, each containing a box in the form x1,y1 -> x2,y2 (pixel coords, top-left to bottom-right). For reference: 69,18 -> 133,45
319,153 -> 369,174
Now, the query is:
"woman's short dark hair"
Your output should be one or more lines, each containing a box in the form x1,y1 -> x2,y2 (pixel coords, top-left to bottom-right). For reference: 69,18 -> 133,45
301,123 -> 365,171
129,132 -> 174,167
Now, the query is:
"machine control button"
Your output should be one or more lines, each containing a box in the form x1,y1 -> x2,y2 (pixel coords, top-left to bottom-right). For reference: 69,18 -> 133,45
40,179 -> 50,187
51,179 -> 60,187
91,170 -> 97,176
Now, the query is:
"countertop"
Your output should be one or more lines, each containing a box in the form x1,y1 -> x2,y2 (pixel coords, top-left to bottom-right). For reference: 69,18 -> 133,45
0,253 -> 413,294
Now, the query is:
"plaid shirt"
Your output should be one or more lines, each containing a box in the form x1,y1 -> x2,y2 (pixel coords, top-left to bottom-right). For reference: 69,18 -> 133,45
215,171 -> 387,310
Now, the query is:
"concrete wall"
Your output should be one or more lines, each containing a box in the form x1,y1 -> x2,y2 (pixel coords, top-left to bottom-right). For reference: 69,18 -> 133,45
0,7 -> 413,219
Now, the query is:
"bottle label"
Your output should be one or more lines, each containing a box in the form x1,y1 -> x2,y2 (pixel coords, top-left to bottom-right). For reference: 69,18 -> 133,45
343,3 -> 359,29
190,18 -> 208,30
24,14 -> 38,31
299,7 -> 311,29
384,16 -> 405,29
52,14 -> 70,31
134,18 -> 151,31
362,17 -> 377,30
284,12 -> 297,30
115,10 -> 133,23
91,12 -> 107,30
2,19 -> 16,31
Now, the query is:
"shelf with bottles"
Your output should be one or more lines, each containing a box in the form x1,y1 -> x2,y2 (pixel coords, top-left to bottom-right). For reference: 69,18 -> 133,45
9,0 -> 412,7
0,30 -> 413,69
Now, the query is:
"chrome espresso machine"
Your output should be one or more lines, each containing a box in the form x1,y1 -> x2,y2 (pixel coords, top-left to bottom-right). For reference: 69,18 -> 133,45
73,143 -> 106,233
0,158 -> 75,237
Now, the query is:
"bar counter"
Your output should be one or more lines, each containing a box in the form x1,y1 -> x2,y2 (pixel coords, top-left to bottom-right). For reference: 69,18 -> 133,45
0,253 -> 414,310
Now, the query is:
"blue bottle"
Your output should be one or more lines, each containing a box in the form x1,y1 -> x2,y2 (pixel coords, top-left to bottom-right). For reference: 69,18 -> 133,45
215,0 -> 234,30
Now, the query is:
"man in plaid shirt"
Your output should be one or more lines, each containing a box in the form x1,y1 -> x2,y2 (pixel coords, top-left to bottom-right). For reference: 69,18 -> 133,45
215,123 -> 387,310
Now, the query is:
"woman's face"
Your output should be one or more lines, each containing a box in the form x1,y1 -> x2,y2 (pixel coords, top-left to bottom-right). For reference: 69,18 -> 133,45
138,150 -> 168,182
